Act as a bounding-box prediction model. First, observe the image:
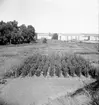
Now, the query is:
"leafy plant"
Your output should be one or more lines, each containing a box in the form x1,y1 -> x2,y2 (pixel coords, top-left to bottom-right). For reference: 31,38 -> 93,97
3,53 -> 98,79
42,38 -> 47,43
52,33 -> 58,40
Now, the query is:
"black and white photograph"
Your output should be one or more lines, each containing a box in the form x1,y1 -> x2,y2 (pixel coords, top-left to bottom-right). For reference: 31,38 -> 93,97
0,0 -> 99,105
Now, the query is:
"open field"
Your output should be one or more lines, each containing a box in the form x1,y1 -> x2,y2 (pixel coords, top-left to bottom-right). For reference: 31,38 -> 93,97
0,40 -> 99,105
0,40 -> 98,76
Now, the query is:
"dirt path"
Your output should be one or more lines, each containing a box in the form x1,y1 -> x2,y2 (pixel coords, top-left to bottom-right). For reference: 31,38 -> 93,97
0,77 -> 94,105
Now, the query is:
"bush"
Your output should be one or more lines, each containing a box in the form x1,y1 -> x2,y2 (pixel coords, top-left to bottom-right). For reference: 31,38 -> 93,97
42,38 -> 47,43
43,63 -> 49,77
49,66 -> 55,77
0,99 -> 11,105
52,33 -> 58,40
61,60 -> 68,77
42,56 -> 49,77
88,66 -> 99,79
95,44 -> 99,52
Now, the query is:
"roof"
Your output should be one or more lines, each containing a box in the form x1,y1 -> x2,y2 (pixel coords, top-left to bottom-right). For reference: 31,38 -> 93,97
37,33 -> 99,37
83,33 -> 99,37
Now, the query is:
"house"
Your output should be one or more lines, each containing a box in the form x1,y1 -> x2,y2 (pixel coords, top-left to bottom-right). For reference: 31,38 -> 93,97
37,33 -> 99,43
58,33 -> 86,41
58,33 -> 99,42
83,34 -> 99,42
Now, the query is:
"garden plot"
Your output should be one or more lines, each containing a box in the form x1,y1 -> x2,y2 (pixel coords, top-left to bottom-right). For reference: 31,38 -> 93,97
0,41 -> 98,105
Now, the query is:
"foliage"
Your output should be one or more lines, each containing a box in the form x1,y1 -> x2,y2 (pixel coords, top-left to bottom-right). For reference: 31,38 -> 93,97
52,33 -> 58,40
95,43 -> 99,52
0,20 -> 36,45
0,99 -> 11,105
3,53 -> 98,79
42,38 -> 47,43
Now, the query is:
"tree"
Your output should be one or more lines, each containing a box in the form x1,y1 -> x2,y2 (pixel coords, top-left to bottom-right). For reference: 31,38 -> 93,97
52,33 -> 58,40
0,20 -> 19,44
19,24 -> 28,43
27,25 -> 36,42
0,20 -> 36,45
0,21 -> 9,45
19,24 -> 36,43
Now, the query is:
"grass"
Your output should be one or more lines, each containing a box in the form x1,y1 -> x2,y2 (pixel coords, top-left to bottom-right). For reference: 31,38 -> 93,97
71,80 -> 99,105
0,98 -> 11,105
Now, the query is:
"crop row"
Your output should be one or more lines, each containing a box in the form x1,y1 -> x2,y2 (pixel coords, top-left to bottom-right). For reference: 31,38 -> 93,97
4,53 -> 99,79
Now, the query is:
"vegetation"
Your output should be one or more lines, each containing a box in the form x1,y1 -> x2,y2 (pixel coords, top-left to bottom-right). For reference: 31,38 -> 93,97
71,78 -> 99,105
42,38 -> 47,43
0,20 -> 36,45
96,43 -> 99,52
52,33 -> 58,40
3,53 -> 98,79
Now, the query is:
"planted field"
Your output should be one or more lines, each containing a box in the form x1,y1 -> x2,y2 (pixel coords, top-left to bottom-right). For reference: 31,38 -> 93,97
3,53 -> 98,79
0,40 -> 98,105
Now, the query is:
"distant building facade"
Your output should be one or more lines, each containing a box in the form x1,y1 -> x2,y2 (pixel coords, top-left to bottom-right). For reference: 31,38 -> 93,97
58,33 -> 99,42
37,33 -> 99,42
58,33 -> 86,41
37,33 -> 52,39
83,34 -> 99,41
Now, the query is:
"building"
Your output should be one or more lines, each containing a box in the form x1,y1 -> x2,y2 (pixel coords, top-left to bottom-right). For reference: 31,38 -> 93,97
37,33 -> 99,43
83,34 -> 99,41
58,33 -> 99,42
58,33 -> 86,41
37,33 -> 52,39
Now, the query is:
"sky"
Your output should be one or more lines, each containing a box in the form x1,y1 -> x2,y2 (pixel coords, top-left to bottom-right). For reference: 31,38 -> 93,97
0,0 -> 98,33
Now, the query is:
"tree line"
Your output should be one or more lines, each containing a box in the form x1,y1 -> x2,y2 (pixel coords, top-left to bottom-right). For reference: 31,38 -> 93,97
0,20 -> 36,45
